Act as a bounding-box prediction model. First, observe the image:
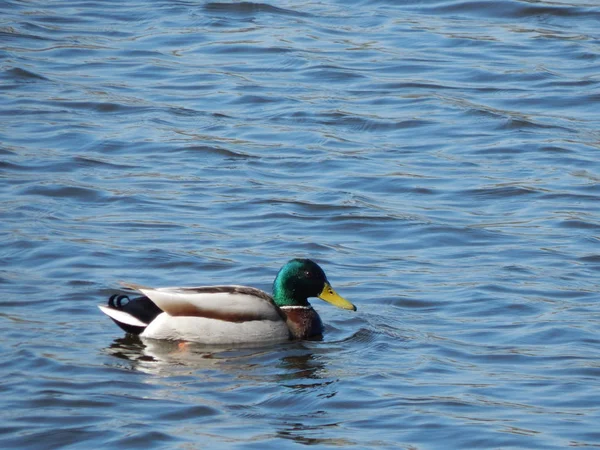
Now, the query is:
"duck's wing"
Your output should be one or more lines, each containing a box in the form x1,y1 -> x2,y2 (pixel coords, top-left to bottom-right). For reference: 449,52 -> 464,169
120,283 -> 282,322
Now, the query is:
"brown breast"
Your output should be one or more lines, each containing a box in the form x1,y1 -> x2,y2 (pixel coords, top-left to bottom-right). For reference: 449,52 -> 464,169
281,307 -> 324,339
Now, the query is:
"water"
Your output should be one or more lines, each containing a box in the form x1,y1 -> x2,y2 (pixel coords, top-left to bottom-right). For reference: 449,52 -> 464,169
1,0 -> 600,448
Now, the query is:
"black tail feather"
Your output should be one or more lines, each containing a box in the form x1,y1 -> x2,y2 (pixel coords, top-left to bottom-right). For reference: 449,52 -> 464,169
107,294 -> 163,335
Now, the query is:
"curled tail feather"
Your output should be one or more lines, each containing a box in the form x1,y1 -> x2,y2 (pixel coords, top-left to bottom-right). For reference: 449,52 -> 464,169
99,294 -> 163,335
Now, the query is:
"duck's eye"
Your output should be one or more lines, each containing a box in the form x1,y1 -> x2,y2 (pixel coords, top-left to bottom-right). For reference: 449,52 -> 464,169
304,270 -> 312,278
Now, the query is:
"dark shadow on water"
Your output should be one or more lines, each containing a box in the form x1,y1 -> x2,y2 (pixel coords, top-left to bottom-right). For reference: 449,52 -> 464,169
105,335 -> 152,362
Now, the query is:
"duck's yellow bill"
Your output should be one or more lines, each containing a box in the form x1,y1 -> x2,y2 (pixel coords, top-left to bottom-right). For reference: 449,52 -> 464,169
318,282 -> 356,311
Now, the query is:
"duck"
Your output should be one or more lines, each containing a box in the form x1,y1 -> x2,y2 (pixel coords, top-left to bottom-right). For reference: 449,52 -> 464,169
98,258 -> 356,344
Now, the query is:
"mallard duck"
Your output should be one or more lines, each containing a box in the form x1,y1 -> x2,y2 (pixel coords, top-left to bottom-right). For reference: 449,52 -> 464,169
98,259 -> 356,344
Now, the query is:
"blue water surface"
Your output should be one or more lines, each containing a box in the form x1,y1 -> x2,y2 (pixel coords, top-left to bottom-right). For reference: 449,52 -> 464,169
1,0 -> 600,448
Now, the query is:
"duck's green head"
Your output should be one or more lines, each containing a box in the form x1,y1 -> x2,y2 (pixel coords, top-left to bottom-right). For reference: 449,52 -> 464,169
272,259 -> 356,310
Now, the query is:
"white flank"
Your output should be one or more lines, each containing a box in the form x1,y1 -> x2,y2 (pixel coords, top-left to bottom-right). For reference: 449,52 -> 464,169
141,314 -> 290,344
98,305 -> 148,327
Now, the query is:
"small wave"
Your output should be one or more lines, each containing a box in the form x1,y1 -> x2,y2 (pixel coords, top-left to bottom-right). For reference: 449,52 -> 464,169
422,0 -> 600,20
183,145 -> 259,159
21,183 -> 107,202
4,67 -> 49,81
204,2 -> 311,18
465,183 -> 544,199
317,110 -> 433,133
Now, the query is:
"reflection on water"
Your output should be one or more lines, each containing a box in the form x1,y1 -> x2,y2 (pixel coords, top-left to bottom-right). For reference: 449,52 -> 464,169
104,335 -> 329,383
101,334 -> 349,446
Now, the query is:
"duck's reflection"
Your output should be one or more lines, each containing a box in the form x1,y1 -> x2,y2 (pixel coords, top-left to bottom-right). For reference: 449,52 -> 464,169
103,336 -> 350,446
104,335 -> 328,384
